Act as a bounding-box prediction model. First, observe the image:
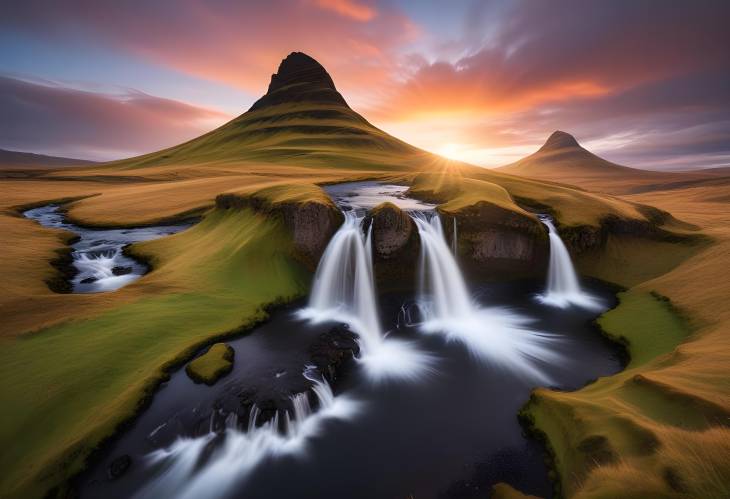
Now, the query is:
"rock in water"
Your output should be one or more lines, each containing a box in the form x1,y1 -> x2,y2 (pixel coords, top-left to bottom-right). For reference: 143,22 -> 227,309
185,343 -> 234,385
111,266 -> 133,276
308,325 -> 360,383
107,455 -> 131,479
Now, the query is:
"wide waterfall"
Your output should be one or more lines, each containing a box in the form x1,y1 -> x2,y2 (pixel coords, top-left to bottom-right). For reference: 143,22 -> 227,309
537,216 -> 602,310
412,212 -> 561,382
300,211 -> 431,381
134,370 -> 360,499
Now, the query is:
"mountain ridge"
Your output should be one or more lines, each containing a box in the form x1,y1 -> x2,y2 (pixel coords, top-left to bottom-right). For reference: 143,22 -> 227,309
0,149 -> 96,169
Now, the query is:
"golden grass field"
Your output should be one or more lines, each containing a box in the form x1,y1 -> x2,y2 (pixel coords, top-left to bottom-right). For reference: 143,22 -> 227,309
1,94 -> 729,498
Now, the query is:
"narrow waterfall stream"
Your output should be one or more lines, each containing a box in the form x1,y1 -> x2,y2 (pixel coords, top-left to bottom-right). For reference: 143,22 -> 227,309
537,215 -> 602,310
79,182 -> 623,499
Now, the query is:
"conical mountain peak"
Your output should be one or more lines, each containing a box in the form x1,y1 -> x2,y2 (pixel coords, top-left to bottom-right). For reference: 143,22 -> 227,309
249,52 -> 348,111
539,130 -> 581,152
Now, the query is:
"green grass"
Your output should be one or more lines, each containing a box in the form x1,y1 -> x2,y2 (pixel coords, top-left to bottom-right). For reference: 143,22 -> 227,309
186,343 -> 234,384
0,207 -> 308,498
598,291 -> 689,367
520,290 -> 695,498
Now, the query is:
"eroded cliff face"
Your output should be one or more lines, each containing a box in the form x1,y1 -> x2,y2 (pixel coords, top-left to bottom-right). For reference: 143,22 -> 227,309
364,202 -> 420,288
560,204 -> 699,254
216,193 -> 343,269
278,202 -> 343,268
448,201 -> 549,278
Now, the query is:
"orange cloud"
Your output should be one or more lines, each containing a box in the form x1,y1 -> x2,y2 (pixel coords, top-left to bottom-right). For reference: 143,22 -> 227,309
313,0 -> 377,22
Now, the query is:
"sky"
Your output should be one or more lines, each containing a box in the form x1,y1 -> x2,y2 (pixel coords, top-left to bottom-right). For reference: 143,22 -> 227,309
1,0 -> 729,170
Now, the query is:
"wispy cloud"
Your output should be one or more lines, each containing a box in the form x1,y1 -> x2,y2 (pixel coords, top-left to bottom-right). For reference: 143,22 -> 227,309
0,75 -> 229,161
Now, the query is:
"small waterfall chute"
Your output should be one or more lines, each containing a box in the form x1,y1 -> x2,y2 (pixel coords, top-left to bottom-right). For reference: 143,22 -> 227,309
536,216 -> 602,310
135,370 -> 360,499
412,211 -> 561,382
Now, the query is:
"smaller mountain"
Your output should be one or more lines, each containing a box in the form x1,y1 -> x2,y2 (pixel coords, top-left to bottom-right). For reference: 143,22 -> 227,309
495,131 -> 727,194
499,131 -> 637,178
0,149 -> 95,169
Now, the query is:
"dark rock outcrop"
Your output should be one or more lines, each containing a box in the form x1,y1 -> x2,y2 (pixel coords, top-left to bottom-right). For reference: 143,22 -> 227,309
237,324 -> 359,427
560,208 -> 700,255
449,201 -> 548,278
216,193 -> 343,270
308,324 -> 360,383
278,202 -> 343,269
249,52 -> 349,111
367,202 -> 417,259
364,202 -> 420,288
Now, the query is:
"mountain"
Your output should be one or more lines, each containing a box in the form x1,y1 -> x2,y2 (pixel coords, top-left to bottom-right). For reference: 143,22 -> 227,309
499,130 -> 639,178
0,149 -> 96,169
498,131 -> 730,194
108,52 -> 428,172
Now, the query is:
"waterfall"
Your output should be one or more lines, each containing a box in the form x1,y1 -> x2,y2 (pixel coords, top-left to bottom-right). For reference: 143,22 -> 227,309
413,214 -> 473,319
412,211 -> 561,382
305,211 -> 382,351
135,370 -> 360,499
537,216 -> 602,310
300,211 -> 431,382
452,217 -> 458,255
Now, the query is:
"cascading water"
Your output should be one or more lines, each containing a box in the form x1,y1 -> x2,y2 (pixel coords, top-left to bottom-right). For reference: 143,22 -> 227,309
412,212 -> 561,382
134,369 -> 360,499
452,217 -> 458,255
536,216 -> 602,310
299,211 -> 431,381
304,211 -> 382,347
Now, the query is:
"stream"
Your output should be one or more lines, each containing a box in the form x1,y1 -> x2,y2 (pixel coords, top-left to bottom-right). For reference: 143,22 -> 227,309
24,205 -> 191,293
77,182 -> 623,498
